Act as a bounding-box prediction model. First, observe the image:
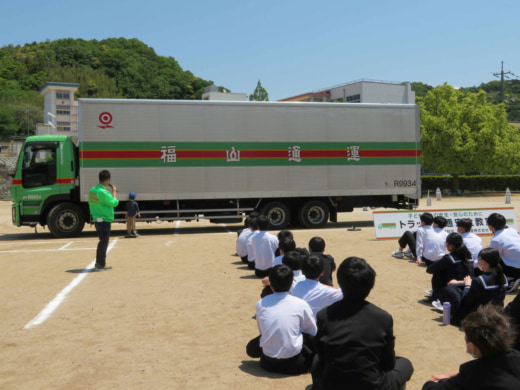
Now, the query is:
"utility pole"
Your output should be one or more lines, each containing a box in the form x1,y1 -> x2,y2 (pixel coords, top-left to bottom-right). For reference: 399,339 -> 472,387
493,61 -> 517,102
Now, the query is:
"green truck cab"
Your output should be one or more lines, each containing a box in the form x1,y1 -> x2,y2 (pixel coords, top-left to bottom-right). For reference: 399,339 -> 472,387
11,135 -> 86,237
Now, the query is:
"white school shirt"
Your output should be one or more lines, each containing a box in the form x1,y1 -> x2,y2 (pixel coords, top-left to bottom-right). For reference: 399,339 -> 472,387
246,230 -> 259,261
462,231 -> 483,266
251,231 -> 279,270
256,292 -> 317,359
422,227 -> 448,261
291,279 -> 343,318
273,254 -> 284,267
489,227 -> 520,269
236,228 -> 253,258
290,270 -> 306,293
415,225 -> 429,261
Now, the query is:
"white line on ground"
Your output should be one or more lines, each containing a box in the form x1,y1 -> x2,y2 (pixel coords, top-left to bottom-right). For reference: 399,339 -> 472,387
219,224 -> 234,234
58,242 -> 73,250
0,240 -> 97,247
23,238 -> 119,330
0,248 -> 96,254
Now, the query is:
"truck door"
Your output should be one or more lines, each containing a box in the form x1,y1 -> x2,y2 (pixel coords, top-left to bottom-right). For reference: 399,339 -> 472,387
19,141 -> 60,217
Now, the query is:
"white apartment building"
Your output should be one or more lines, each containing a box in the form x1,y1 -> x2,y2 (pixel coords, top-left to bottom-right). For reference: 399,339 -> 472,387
36,82 -> 79,135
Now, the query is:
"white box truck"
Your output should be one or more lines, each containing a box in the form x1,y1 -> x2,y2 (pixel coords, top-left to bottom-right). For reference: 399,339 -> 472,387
11,99 -> 420,237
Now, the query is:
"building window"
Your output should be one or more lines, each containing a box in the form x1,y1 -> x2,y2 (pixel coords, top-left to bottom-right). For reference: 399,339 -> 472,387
346,94 -> 361,103
58,126 -> 71,132
56,110 -> 70,115
56,92 -> 70,99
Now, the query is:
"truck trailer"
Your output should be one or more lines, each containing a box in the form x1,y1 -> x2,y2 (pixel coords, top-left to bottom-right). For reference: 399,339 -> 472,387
11,99 -> 421,237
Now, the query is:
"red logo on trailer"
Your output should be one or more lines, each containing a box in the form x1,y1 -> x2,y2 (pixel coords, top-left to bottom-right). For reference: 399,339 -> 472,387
97,112 -> 114,129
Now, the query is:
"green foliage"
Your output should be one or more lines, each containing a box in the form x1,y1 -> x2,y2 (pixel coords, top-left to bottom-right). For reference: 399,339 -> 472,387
461,79 -> 520,121
422,175 -> 520,193
0,37 -> 215,137
420,83 -> 520,189
410,82 -> 434,98
249,80 -> 269,101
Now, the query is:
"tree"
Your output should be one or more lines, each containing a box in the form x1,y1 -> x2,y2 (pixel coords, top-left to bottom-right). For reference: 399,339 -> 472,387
249,80 -> 269,101
421,83 -> 520,190
410,82 -> 433,99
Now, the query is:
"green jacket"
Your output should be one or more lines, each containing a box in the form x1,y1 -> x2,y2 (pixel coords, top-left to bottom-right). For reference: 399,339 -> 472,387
88,183 -> 119,222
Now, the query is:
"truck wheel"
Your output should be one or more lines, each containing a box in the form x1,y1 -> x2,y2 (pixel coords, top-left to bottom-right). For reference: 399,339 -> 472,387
298,200 -> 329,228
260,202 -> 290,229
47,203 -> 85,237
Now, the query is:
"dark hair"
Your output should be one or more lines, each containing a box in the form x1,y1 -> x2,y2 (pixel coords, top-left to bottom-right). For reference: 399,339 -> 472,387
487,213 -> 506,231
462,304 -> 516,357
268,265 -> 294,292
309,237 -> 326,253
282,251 -> 301,271
295,247 -> 310,263
301,255 -> 324,279
434,216 -> 448,229
99,170 -> 111,182
279,238 -> 296,254
446,232 -> 472,266
478,248 -> 506,289
257,215 -> 270,230
249,217 -> 258,230
244,216 -> 252,227
277,230 -> 294,242
337,257 -> 375,302
456,218 -> 473,232
420,212 -> 434,225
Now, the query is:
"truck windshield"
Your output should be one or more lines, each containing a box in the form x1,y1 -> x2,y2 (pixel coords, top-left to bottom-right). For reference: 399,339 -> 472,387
21,143 -> 57,188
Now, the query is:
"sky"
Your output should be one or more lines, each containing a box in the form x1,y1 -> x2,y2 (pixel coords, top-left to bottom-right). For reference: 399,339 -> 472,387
1,0 -> 519,100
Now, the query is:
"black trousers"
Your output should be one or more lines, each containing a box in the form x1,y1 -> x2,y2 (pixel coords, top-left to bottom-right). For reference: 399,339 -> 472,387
246,335 -> 314,375
95,221 -> 111,267
398,231 -> 417,257
255,268 -> 271,278
311,356 -> 413,390
385,356 -> 414,390
501,261 -> 520,279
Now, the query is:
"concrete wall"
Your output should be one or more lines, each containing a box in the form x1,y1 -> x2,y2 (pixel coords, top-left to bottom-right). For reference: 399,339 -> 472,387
0,157 -> 17,200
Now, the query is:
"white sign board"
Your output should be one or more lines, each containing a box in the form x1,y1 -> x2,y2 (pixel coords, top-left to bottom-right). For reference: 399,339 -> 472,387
373,207 -> 518,240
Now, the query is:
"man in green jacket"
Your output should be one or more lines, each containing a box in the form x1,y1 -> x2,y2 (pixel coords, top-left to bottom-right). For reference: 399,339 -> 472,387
88,170 -> 119,270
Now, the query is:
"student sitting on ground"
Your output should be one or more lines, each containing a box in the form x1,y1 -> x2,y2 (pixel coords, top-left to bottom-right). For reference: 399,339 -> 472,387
487,212 -> 520,292
275,230 -> 294,256
251,215 -> 279,278
422,304 -> 520,390
309,237 -> 336,286
236,216 -> 254,264
245,217 -> 259,270
456,218 -> 483,273
291,256 -> 343,319
261,248 -> 302,298
417,216 -> 449,265
444,248 -> 507,326
246,265 -> 317,375
312,257 -> 414,390
392,212 -> 434,260
273,238 -> 296,267
425,232 -> 472,304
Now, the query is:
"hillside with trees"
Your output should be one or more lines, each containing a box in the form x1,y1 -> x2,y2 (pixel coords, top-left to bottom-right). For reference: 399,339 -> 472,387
0,38 -> 214,138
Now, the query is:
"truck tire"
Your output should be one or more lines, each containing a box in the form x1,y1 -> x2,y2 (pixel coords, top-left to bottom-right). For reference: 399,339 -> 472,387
298,200 -> 329,228
47,203 -> 85,237
260,202 -> 290,229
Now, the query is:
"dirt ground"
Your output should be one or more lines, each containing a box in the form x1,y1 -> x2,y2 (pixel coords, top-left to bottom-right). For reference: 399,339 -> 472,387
1,194 -> 519,390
